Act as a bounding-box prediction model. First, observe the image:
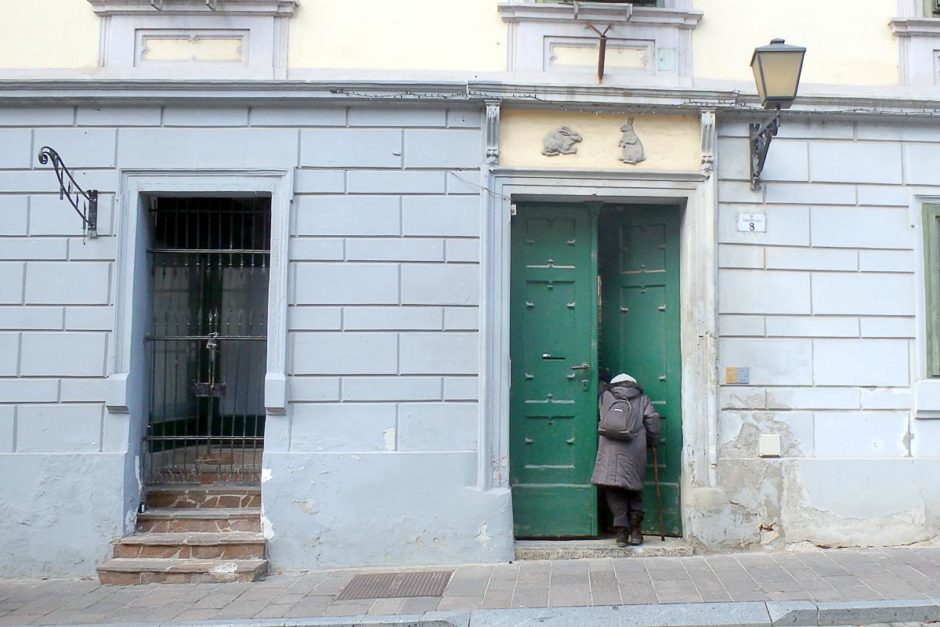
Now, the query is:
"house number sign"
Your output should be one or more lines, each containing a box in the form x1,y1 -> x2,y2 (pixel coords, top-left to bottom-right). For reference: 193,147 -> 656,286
736,212 -> 766,233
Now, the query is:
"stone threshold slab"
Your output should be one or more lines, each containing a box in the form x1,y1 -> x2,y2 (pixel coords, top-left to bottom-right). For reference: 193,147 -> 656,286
515,536 -> 693,560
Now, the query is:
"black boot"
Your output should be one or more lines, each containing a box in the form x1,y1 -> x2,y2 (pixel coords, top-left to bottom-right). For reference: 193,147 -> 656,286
628,511 -> 644,546
615,527 -> 629,548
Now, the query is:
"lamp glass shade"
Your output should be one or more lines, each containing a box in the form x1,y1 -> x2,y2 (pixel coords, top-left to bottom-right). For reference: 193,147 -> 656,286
750,39 -> 805,109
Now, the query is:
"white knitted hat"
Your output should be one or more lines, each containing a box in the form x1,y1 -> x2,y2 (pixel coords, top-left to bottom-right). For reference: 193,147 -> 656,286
610,373 -> 637,384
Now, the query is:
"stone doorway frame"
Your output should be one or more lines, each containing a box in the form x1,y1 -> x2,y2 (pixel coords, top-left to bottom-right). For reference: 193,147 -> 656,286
478,149 -> 719,539
105,168 -> 293,533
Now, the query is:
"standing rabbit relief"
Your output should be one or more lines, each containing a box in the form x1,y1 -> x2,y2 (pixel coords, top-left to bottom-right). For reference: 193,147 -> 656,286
542,126 -> 583,156
618,119 -> 645,165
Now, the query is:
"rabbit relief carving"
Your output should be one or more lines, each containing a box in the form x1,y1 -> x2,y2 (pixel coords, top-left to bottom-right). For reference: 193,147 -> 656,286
542,127 -> 583,156
619,119 -> 645,165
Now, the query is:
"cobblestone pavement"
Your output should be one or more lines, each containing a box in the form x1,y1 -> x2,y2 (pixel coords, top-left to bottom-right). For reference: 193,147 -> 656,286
1,547 -> 940,625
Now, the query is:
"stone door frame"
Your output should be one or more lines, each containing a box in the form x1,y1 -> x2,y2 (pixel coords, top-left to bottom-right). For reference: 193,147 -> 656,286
478,165 -> 718,537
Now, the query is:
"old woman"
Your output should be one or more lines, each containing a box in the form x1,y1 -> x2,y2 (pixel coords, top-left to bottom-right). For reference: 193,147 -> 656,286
591,373 -> 661,546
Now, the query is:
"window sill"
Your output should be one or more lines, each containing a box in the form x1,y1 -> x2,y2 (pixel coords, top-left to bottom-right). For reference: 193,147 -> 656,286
87,0 -> 298,16
891,17 -> 940,37
498,2 -> 702,28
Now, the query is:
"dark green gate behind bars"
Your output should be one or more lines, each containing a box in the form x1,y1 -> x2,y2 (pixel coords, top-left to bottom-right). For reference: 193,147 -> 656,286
144,196 -> 271,485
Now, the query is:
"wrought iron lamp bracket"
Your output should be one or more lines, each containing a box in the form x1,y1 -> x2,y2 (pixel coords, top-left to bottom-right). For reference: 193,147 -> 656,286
749,111 -> 780,191
37,146 -> 99,239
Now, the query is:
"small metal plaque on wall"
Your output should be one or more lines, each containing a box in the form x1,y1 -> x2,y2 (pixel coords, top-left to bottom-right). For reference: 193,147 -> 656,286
737,213 -> 766,233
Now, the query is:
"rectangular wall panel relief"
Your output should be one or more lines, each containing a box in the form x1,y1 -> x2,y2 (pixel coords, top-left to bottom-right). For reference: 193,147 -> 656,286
499,109 -> 701,171
136,30 -> 249,66
546,37 -> 653,74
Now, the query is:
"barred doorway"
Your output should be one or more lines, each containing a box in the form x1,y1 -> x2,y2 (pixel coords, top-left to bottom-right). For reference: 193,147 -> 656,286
144,196 -> 271,485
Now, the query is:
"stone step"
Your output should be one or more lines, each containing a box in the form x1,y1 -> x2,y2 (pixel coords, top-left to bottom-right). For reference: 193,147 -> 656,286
113,532 -> 266,560
145,484 -> 261,509
97,558 -> 267,585
136,508 -> 261,533
514,537 -> 693,560
149,469 -> 262,485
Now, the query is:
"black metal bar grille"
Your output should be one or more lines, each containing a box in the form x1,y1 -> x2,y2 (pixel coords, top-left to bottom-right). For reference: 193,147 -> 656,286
144,196 -> 271,485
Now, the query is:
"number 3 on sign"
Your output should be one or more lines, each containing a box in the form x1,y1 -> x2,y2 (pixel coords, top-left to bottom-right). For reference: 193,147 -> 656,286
736,213 -> 766,233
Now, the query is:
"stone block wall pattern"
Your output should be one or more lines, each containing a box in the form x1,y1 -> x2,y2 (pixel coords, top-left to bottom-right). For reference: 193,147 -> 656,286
0,103 -> 507,575
710,119 -> 940,552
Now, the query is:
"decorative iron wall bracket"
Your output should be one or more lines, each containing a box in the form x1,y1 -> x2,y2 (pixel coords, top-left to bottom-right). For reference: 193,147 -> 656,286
749,113 -> 780,191
37,146 -> 99,239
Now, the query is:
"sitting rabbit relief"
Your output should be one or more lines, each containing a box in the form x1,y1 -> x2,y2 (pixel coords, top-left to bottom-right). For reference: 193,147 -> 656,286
619,119 -> 645,165
542,126 -> 583,156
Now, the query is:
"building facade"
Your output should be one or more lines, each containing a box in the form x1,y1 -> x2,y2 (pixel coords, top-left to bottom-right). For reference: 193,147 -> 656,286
2,0 -> 940,577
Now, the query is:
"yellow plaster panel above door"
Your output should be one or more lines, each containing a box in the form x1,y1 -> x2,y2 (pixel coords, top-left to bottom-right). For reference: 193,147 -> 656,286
499,110 -> 701,171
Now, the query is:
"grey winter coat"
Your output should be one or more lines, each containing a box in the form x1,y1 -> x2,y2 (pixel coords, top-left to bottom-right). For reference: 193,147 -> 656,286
590,381 -> 661,491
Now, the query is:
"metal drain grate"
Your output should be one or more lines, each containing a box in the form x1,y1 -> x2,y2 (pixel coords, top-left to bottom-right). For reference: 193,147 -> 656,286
337,571 -> 453,600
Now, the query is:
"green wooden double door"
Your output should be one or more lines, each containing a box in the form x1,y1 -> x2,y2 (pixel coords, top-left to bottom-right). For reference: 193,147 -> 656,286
510,202 -> 682,538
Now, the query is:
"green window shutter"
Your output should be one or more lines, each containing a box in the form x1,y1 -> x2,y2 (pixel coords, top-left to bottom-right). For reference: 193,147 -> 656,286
924,204 -> 940,376
926,0 -> 940,16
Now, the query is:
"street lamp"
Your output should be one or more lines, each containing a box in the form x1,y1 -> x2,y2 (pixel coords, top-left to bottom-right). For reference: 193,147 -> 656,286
749,38 -> 806,190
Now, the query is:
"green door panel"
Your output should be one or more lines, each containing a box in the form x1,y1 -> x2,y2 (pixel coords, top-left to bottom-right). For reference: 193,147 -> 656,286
599,205 -> 682,536
510,203 -> 598,538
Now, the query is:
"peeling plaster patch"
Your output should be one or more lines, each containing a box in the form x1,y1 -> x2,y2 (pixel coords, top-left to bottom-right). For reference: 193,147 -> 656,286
261,513 -> 275,540
476,521 -> 491,545
691,459 -> 786,550
134,455 -> 142,493
209,561 -> 239,582
294,499 -> 319,514
261,468 -> 272,483
719,411 -> 812,458
384,427 -> 396,451
780,460 -> 937,548
124,508 -> 136,533
719,386 -> 766,410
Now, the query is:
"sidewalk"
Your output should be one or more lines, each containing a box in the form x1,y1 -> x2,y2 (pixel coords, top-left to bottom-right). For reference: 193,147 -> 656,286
2,545 -> 940,626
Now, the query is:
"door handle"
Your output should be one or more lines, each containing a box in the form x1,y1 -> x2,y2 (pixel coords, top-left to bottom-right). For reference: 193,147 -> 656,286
570,362 -> 590,371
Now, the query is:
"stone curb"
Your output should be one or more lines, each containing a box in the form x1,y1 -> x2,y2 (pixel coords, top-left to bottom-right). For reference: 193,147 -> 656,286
55,611 -> 472,627
51,599 -> 940,627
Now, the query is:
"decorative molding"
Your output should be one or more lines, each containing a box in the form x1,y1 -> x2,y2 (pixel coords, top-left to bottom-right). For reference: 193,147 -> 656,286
108,169 -> 293,416
485,100 -> 501,169
700,109 -> 716,177
137,29 -> 249,66
891,17 -> 940,36
6,79 -> 940,120
90,0 -> 293,78
87,0 -> 298,16
499,1 -> 633,23
498,3 -> 701,86
497,2 -> 701,28
891,17 -> 940,85
481,170 -> 718,493
491,166 -> 707,183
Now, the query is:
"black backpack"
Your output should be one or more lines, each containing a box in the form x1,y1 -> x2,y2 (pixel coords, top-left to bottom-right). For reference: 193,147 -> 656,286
597,386 -> 643,442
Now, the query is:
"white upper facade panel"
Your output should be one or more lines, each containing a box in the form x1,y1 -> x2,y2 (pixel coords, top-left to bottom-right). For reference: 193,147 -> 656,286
3,0 -> 940,92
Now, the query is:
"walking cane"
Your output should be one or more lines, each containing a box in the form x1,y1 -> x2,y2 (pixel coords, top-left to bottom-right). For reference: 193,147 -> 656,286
652,446 -> 665,541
